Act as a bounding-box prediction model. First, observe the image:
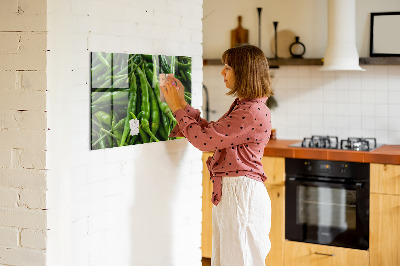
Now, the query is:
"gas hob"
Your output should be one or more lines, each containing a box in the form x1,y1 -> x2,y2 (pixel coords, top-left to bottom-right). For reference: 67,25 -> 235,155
289,135 -> 383,151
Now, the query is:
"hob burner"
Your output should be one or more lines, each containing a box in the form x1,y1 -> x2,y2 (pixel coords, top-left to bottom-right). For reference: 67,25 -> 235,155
290,136 -> 379,151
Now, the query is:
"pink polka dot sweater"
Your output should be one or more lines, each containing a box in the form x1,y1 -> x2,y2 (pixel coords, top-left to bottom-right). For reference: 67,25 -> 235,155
169,97 -> 272,206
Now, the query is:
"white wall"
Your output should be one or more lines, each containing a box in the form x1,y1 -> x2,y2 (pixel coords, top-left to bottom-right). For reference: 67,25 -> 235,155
0,0 -> 48,265
203,0 -> 400,145
47,0 -> 203,266
203,0 -> 400,58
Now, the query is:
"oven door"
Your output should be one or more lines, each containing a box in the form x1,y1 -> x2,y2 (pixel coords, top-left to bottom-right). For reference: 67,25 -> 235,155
285,177 -> 369,250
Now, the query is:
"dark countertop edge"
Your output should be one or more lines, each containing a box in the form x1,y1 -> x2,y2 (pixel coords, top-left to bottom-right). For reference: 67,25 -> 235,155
263,140 -> 400,165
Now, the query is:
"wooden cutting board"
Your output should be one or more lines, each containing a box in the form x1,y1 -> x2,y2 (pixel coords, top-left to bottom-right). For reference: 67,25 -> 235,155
231,16 -> 249,48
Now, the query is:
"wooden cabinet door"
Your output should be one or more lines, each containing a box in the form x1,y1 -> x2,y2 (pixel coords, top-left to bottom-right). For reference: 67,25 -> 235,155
370,163 -> 400,195
202,152 -> 213,258
262,156 -> 285,186
284,241 -> 369,266
370,193 -> 400,266
264,184 -> 284,266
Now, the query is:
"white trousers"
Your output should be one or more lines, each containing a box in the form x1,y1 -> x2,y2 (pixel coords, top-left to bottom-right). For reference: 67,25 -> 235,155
212,176 -> 271,266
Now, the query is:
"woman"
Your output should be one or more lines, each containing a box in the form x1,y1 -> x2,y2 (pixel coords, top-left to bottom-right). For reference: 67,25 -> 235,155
161,44 -> 273,266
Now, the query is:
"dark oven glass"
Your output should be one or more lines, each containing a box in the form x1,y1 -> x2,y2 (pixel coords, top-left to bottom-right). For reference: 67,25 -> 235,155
285,158 -> 369,250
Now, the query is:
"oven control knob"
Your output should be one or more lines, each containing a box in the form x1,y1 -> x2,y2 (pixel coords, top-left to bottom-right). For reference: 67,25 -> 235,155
340,164 -> 347,174
304,162 -> 312,171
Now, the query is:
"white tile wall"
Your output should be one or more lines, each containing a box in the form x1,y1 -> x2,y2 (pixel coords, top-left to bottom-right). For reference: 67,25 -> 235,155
203,65 -> 400,144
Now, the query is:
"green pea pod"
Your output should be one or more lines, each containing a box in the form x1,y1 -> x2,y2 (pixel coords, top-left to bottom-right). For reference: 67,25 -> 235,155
91,63 -> 107,79
120,70 -> 138,146
136,67 -> 150,121
94,111 -> 112,127
95,65 -> 118,84
96,52 -> 111,68
170,56 -> 176,74
114,64 -> 129,77
152,55 -> 158,89
141,118 -> 159,142
158,122 -> 168,140
175,61 -> 191,70
113,75 -> 129,88
129,54 -> 142,66
142,54 -> 153,62
143,63 -> 160,135
97,131 -> 107,149
94,111 -> 113,147
112,117 -> 125,140
160,101 -> 177,124
100,128 -> 121,146
92,90 -> 128,106
144,62 -> 153,82
159,55 -> 171,73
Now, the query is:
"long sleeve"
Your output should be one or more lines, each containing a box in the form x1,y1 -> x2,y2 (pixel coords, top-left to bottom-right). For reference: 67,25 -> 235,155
169,104 -> 211,137
170,97 -> 271,206
172,105 -> 257,152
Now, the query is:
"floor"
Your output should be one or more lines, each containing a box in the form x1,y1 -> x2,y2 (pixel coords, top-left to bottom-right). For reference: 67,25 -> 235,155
202,257 -> 211,266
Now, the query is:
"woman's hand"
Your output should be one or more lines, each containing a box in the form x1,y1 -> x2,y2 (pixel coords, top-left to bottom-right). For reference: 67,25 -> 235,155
160,76 -> 186,113
168,76 -> 187,108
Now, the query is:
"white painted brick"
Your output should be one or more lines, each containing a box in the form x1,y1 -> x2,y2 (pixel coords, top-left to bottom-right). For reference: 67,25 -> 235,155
0,227 -> 19,247
16,70 -> 47,91
20,149 -> 46,170
0,187 -> 19,208
20,229 -> 46,250
0,149 -> 11,169
19,32 -> 47,54
19,0 -> 47,15
0,110 -> 46,130
0,90 -> 46,111
0,71 -> 16,90
0,247 -> 45,266
0,52 -> 46,71
0,0 -> 17,13
0,168 -> 47,189
0,208 -> 46,230
0,129 -> 46,150
0,13 -> 46,32
19,189 -> 46,209
0,32 -> 20,54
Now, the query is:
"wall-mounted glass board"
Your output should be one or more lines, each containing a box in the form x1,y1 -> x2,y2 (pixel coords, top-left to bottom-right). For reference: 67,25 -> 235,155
90,52 -> 192,150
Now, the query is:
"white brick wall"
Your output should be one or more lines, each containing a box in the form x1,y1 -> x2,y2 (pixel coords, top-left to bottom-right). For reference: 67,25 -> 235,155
47,1 -> 203,266
0,0 -> 48,265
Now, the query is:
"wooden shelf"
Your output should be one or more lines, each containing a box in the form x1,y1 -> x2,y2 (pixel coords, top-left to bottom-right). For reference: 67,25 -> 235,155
203,58 -> 323,67
203,57 -> 400,67
359,57 -> 400,65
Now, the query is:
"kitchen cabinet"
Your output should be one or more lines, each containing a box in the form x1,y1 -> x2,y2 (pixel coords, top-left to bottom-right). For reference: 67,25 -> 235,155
284,241 -> 369,266
201,153 -> 286,266
370,163 -> 400,195
370,163 -> 400,266
202,152 -> 213,258
261,156 -> 285,266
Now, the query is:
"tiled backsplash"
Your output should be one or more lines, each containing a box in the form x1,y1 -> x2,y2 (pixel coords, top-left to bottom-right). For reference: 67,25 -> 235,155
203,65 -> 400,144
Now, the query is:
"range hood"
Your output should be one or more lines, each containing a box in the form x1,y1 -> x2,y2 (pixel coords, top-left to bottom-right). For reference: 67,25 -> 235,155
320,0 -> 365,71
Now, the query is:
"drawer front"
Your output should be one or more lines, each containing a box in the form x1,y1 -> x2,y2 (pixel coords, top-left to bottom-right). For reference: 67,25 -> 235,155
284,241 -> 369,266
370,163 -> 400,195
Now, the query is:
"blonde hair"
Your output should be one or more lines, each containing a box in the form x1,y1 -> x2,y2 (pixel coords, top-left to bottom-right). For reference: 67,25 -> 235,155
221,44 -> 273,99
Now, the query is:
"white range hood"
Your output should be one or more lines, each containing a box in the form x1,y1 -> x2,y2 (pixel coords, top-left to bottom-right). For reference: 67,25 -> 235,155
320,0 -> 365,71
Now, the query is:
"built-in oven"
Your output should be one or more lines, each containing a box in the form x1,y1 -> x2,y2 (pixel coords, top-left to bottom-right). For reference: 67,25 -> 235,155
285,158 -> 370,250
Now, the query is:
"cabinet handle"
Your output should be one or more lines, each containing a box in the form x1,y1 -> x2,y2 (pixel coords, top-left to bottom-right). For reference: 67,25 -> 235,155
314,252 -> 335,257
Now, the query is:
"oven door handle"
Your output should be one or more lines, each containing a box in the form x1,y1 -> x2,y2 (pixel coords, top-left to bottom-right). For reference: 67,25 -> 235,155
287,177 -> 364,189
